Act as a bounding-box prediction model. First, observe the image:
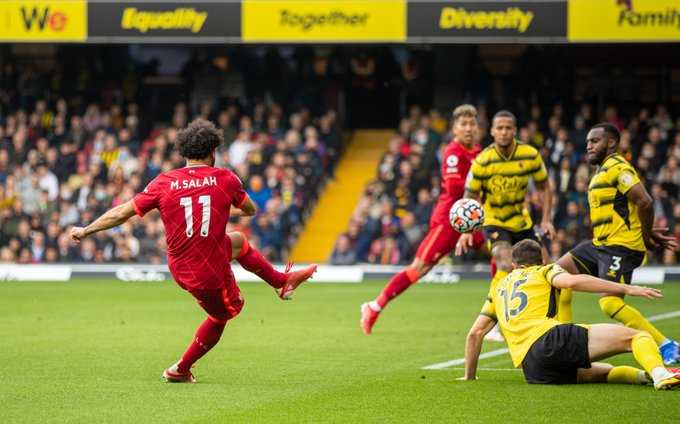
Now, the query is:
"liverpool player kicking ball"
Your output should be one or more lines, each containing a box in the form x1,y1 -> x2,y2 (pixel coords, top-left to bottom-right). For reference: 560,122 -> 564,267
360,104 -> 485,335
70,119 -> 317,382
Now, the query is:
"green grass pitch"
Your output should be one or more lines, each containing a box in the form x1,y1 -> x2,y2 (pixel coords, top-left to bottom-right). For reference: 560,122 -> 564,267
1,278 -> 680,423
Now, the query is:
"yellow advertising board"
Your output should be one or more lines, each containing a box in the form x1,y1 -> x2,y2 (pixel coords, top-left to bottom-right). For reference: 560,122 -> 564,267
0,1 -> 86,41
569,0 -> 680,42
242,0 -> 406,42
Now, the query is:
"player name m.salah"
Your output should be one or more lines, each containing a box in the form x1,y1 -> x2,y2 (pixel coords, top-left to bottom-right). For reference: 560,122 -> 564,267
170,176 -> 218,190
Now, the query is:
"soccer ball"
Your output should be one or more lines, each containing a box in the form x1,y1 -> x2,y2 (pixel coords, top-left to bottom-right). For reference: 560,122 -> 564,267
449,199 -> 484,233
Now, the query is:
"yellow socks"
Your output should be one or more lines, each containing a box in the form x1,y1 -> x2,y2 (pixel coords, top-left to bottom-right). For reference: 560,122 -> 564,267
558,288 -> 573,323
631,332 -> 665,375
599,296 -> 666,345
607,365 -> 648,385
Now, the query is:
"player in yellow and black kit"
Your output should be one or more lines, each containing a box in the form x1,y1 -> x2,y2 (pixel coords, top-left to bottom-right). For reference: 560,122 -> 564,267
461,240 -> 680,390
456,110 -> 556,341
555,123 -> 680,366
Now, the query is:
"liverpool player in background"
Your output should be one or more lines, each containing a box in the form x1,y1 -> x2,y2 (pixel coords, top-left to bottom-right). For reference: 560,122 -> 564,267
360,104 -> 485,335
70,119 -> 317,382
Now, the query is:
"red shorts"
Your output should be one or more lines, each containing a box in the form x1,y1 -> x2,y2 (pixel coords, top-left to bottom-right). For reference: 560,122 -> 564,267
187,268 -> 244,324
415,224 -> 485,265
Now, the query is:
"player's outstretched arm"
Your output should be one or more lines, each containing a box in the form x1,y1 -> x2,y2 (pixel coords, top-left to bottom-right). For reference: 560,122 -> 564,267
551,273 -> 663,299
70,200 -> 137,243
459,314 -> 497,381
628,183 -> 678,251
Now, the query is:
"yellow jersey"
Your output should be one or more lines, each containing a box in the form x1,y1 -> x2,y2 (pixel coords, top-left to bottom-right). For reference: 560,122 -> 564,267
480,264 -> 566,367
588,153 -> 645,252
466,142 -> 548,232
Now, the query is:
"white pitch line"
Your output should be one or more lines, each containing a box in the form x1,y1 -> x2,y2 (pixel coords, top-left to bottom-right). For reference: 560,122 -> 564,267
422,309 -> 680,371
647,310 -> 680,322
422,348 -> 509,370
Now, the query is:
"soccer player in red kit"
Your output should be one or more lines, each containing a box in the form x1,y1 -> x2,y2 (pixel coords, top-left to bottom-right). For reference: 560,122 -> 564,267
70,119 -> 317,382
360,104 -> 484,334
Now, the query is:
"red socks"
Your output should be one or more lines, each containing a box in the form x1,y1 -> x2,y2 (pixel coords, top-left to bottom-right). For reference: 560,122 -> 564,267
177,318 -> 226,373
375,268 -> 419,309
235,237 -> 287,289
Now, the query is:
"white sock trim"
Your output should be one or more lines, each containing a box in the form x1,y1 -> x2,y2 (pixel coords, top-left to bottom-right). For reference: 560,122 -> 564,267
651,367 -> 674,383
368,301 -> 381,312
637,370 -> 652,385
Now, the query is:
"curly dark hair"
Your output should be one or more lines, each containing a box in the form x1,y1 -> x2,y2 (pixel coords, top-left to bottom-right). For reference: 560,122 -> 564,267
176,118 -> 223,160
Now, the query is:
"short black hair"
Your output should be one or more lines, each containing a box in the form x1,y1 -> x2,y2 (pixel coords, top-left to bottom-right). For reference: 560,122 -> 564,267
591,123 -> 620,143
512,239 -> 543,266
492,110 -> 517,125
176,118 -> 223,160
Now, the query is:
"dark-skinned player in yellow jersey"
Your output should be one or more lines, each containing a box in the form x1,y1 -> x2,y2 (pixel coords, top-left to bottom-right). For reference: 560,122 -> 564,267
555,123 -> 680,365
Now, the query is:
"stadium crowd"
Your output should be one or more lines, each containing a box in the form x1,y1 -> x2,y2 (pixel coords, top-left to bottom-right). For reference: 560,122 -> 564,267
332,103 -> 680,266
0,55 -> 342,264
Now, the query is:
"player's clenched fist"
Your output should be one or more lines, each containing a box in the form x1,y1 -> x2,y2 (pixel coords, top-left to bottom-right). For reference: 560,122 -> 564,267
70,226 -> 87,243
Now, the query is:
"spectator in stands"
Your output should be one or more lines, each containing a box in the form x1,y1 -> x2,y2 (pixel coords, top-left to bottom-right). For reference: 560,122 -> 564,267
0,246 -> 15,263
30,231 -> 45,262
252,213 -> 283,261
331,234 -> 357,265
247,175 -> 272,210
399,212 -> 424,258
368,236 -> 401,265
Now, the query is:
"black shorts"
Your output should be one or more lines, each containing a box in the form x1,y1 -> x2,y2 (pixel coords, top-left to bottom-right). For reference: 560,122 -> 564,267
483,226 -> 540,247
522,324 -> 591,385
568,241 -> 645,284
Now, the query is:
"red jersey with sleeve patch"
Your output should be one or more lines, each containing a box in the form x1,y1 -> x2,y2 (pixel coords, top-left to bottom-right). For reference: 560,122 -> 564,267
132,165 -> 246,290
430,141 -> 481,227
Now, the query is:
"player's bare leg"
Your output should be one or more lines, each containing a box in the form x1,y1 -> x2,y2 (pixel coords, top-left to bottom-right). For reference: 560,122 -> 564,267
556,251 -> 680,364
587,324 -> 680,390
576,362 -> 651,385
228,232 -> 317,300
361,257 -> 433,335
576,362 -> 613,383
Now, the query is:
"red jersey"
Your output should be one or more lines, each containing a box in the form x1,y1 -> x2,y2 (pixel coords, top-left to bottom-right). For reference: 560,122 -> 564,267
430,141 -> 480,227
133,165 -> 246,290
